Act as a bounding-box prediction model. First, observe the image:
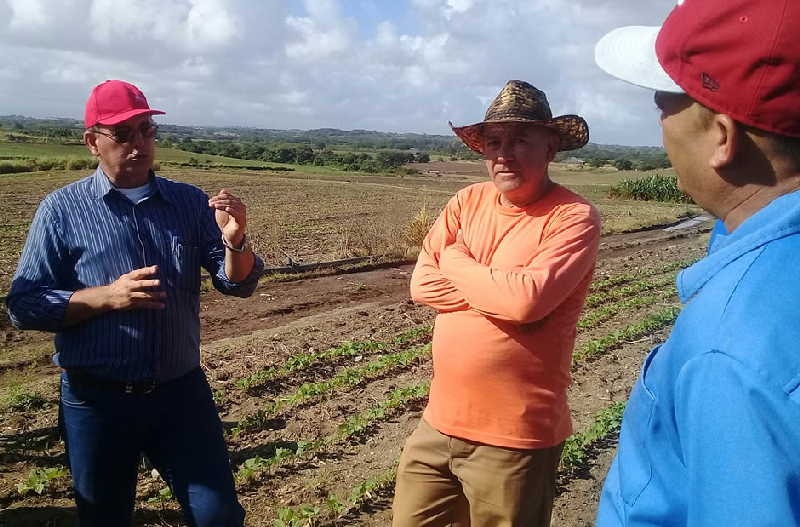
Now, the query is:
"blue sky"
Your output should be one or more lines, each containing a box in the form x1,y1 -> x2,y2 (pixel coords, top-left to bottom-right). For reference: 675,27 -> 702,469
0,0 -> 678,146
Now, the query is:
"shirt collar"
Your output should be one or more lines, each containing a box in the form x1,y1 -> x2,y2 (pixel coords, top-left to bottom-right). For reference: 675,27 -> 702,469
678,189 -> 800,302
91,167 -> 175,205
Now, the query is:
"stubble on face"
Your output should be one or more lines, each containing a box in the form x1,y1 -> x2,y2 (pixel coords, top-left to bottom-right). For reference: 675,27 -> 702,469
482,123 -> 558,207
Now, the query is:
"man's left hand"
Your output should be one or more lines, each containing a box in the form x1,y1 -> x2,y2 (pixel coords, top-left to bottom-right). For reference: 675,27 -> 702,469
208,189 -> 248,247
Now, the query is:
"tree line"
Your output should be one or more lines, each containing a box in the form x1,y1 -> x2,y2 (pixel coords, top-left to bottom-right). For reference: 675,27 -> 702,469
166,138 -> 432,172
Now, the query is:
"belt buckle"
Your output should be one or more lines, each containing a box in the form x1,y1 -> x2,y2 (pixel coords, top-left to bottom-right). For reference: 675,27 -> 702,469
124,382 -> 134,394
142,381 -> 156,394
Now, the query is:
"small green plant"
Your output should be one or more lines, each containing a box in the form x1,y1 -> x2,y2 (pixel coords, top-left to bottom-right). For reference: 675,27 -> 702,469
16,466 -> 69,496
273,504 -> 320,527
147,485 -> 174,503
324,494 -> 346,515
6,388 -> 47,411
212,389 -> 226,406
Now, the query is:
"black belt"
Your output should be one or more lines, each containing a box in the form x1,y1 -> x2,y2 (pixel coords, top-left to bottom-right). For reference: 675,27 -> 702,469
64,370 -> 158,394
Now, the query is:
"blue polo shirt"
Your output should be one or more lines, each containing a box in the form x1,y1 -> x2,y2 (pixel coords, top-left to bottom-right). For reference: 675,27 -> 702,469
6,168 -> 264,382
597,190 -> 800,526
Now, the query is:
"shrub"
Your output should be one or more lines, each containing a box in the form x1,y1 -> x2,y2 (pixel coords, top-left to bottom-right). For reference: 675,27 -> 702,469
609,173 -> 692,203
66,158 -> 93,170
36,158 -> 67,171
0,160 -> 35,174
402,206 -> 435,249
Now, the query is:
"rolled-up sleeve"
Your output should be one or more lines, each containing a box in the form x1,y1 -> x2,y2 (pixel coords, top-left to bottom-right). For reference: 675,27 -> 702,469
6,202 -> 74,331
198,203 -> 264,298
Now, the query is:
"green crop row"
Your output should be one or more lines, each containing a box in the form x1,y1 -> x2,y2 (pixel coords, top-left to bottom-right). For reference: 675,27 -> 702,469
575,306 -> 681,362
585,274 -> 676,309
235,325 -> 432,394
274,465 -> 398,527
234,382 -> 429,485
590,258 -> 698,293
578,288 -> 676,331
560,401 -> 627,472
233,344 -> 431,435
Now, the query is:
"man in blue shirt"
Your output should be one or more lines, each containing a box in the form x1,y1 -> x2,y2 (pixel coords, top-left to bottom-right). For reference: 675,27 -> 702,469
6,80 -> 264,526
594,0 -> 800,525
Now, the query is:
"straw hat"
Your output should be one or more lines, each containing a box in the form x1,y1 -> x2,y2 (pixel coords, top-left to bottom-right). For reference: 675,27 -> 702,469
450,80 -> 589,154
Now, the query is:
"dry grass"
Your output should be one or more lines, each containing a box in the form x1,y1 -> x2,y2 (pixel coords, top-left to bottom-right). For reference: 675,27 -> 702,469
0,162 -> 703,293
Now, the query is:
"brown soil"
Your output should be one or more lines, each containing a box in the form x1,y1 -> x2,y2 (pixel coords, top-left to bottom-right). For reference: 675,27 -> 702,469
0,219 -> 712,527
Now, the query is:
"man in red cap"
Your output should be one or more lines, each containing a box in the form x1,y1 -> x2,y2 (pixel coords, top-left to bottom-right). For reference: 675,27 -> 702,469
6,80 -> 263,526
595,0 -> 800,524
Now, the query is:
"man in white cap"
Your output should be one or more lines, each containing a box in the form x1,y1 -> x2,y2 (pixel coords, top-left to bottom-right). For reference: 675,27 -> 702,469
6,80 -> 262,526
392,80 -> 600,527
595,0 -> 800,524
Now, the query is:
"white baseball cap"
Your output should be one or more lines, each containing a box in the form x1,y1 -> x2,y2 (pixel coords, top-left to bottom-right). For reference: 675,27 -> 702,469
594,25 -> 683,94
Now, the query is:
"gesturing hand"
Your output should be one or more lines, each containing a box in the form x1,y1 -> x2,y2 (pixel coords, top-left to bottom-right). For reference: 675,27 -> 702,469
208,188 -> 247,247
105,265 -> 166,310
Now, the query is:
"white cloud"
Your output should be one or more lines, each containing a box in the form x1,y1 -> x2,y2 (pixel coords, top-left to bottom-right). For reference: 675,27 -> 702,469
0,0 -> 678,145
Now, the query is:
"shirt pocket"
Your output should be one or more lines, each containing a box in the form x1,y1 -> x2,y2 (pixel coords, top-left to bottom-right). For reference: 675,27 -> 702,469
169,236 -> 201,292
617,344 -> 660,507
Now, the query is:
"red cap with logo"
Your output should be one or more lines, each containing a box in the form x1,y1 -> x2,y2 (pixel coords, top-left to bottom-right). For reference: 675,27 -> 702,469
84,80 -> 165,129
656,0 -> 800,138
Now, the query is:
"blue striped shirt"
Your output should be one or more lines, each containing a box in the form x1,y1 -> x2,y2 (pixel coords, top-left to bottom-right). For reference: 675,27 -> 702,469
6,168 -> 264,381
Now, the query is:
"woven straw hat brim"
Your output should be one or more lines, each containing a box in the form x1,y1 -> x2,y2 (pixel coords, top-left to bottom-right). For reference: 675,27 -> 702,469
451,115 -> 589,154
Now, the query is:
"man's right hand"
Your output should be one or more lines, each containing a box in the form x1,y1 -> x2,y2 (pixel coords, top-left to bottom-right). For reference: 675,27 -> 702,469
104,266 -> 166,310
63,266 -> 166,326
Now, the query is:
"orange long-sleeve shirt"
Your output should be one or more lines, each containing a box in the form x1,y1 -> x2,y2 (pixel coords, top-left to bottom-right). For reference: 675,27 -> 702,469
412,181 -> 601,449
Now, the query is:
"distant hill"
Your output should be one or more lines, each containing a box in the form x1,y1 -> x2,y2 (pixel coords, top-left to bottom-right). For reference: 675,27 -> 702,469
0,115 -> 667,168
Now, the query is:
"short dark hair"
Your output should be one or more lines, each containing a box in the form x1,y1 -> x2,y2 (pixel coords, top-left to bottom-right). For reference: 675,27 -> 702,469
766,134 -> 800,169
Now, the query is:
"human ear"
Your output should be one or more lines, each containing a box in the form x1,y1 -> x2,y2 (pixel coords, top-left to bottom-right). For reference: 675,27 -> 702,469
84,131 -> 100,156
544,132 -> 559,163
709,114 -> 737,169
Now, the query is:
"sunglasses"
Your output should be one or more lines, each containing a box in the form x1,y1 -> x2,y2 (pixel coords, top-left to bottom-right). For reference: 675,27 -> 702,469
93,122 -> 158,144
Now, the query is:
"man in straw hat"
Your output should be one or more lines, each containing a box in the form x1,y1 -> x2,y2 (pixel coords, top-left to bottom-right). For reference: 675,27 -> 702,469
594,0 -> 800,524
392,80 -> 601,527
6,80 -> 263,526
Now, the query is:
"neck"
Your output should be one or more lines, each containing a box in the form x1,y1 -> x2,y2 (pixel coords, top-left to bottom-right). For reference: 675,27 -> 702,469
101,165 -> 151,189
722,174 -> 800,231
500,179 -> 552,208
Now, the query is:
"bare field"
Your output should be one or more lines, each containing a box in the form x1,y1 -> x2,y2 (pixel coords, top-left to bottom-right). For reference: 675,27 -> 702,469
0,161 -> 698,295
0,159 -> 711,526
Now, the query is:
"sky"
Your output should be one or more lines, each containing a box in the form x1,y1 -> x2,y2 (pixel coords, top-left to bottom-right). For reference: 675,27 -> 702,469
0,0 -> 678,146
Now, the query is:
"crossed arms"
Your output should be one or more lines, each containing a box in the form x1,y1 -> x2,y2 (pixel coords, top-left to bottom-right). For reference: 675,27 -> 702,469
410,195 -> 600,324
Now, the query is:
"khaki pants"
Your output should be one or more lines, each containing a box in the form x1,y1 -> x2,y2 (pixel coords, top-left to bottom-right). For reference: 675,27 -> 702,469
392,419 -> 562,527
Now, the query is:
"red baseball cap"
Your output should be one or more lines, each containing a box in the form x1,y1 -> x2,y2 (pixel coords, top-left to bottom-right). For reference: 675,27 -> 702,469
595,0 -> 800,138
84,80 -> 165,129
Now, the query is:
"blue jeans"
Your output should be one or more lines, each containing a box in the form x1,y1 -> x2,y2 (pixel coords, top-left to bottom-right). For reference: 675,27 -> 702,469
60,367 -> 245,527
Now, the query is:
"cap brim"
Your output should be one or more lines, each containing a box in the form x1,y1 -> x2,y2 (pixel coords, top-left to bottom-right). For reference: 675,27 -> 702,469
94,108 -> 166,127
595,26 -> 684,93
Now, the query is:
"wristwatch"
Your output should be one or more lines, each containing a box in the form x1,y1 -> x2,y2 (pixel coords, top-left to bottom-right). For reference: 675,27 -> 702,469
221,233 -> 250,253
